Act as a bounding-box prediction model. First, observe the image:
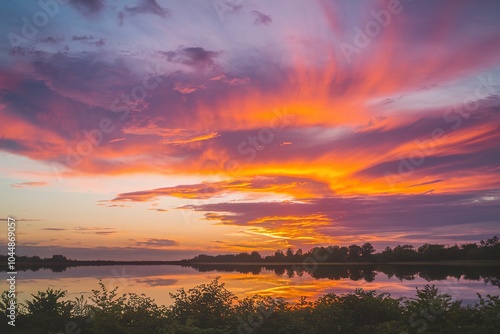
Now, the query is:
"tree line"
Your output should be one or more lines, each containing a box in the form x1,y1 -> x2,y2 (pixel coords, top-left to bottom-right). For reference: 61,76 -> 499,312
0,254 -> 73,263
182,236 -> 500,264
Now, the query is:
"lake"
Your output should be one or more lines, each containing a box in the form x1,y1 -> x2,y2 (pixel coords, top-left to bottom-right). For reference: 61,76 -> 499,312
10,264 -> 500,307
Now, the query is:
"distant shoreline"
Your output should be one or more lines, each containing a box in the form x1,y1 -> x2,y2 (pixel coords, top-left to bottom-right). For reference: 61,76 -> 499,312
180,260 -> 500,266
11,260 -> 183,267
7,259 -> 500,268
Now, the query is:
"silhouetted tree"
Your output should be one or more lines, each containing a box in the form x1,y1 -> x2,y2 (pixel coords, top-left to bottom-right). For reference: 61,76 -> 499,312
348,244 -> 362,261
361,243 -> 375,260
274,250 -> 285,262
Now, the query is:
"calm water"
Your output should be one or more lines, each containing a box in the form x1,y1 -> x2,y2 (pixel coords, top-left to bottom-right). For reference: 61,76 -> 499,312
10,264 -> 500,306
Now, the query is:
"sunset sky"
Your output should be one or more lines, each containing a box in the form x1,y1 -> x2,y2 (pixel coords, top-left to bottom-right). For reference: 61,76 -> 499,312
1,0 -> 499,260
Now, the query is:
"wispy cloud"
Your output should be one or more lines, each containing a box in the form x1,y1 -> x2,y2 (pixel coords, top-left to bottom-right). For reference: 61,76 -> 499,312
251,10 -> 272,25
148,208 -> 168,212
75,227 -> 118,235
133,238 -> 179,247
11,181 -> 48,188
119,0 -> 170,25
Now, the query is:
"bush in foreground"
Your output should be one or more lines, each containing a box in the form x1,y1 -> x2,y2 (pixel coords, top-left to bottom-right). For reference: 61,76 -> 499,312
1,278 -> 499,333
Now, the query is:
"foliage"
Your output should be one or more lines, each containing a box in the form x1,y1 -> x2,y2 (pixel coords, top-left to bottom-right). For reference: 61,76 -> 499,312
1,280 -> 500,333
168,277 -> 237,330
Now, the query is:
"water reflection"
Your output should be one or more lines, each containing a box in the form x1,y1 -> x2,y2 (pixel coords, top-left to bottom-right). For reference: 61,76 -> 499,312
185,263 -> 500,287
9,264 -> 500,307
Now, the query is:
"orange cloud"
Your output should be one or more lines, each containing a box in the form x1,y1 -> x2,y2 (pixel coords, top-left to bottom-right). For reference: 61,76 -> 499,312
10,181 -> 48,188
110,175 -> 333,202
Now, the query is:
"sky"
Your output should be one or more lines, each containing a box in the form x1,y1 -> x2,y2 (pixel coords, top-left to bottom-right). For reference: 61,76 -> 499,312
0,0 -> 499,260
